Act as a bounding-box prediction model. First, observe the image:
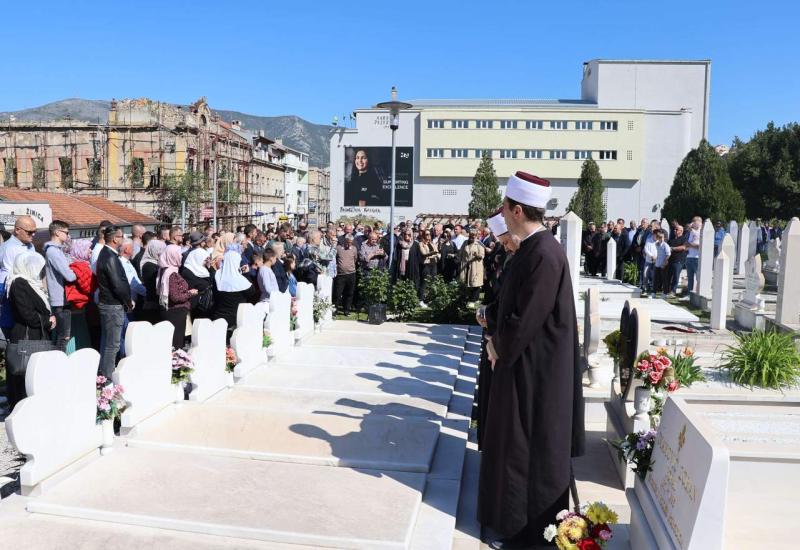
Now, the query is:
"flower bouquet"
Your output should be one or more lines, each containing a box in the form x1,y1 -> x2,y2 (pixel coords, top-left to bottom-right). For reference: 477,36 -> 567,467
613,429 -> 657,480
634,350 -> 680,392
602,330 -> 622,362
225,347 -> 237,373
96,375 -> 126,423
543,501 -> 618,549
171,348 -> 194,384
313,296 -> 331,324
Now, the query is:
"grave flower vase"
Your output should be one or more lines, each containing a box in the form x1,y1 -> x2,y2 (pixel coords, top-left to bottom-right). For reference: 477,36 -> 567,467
100,419 -> 114,455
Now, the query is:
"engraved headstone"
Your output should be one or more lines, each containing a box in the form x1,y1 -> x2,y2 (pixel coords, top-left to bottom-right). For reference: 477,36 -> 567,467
629,396 -> 730,550
559,211 -> 582,303
727,221 -> 738,271
618,300 -> 651,401
742,254 -> 765,309
735,222 -> 749,275
765,237 -> 781,272
776,217 -> 800,327
605,237 -> 617,281
747,221 -> 758,261
696,219 -> 714,299
710,250 -> 730,330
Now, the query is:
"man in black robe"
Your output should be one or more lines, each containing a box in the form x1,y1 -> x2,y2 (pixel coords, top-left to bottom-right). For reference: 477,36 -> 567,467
479,171 -> 585,550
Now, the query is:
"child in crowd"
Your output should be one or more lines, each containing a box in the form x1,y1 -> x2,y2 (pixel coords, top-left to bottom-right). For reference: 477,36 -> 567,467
254,249 -> 279,303
654,229 -> 672,298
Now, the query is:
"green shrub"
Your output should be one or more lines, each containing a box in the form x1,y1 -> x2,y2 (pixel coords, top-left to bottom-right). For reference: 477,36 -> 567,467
390,279 -> 419,321
670,350 -> 706,387
721,330 -> 800,390
622,262 -> 638,286
423,275 -> 470,324
358,268 -> 390,306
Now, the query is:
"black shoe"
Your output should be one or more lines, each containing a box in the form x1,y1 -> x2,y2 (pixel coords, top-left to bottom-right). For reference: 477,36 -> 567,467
488,537 -> 537,550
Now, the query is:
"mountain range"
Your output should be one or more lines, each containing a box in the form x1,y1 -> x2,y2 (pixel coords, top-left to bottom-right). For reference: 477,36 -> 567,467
0,98 -> 333,167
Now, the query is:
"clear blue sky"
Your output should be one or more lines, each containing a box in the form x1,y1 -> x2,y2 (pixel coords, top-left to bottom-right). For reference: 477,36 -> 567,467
2,0 -> 798,145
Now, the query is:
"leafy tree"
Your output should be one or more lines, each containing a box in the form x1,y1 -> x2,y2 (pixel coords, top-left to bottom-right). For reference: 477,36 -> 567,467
468,153 -> 502,219
728,122 -> 800,220
662,140 -> 745,223
155,170 -> 210,225
567,159 -> 606,226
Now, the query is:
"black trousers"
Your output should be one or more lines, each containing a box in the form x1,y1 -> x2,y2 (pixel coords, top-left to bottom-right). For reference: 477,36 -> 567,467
161,307 -> 188,350
334,273 -> 356,314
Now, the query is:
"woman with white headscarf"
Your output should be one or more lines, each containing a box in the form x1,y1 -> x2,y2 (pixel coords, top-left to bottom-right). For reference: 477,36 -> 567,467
139,239 -> 166,324
6,252 -> 55,409
212,250 -> 256,340
180,245 -> 213,319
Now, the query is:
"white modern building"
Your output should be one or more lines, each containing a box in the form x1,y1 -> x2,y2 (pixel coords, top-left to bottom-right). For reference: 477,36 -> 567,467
330,59 -> 711,224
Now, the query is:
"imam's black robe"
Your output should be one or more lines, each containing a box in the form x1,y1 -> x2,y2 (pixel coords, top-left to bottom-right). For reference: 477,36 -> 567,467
478,230 -> 585,539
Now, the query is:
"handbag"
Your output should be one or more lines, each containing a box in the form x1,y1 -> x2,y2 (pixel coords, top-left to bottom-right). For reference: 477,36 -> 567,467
6,326 -> 59,376
196,286 -> 214,314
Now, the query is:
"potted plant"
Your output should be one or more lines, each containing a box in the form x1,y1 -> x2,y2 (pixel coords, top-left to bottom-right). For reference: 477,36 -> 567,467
721,330 -> 800,390
96,375 -> 127,455
171,348 -> 194,402
359,268 -> 390,325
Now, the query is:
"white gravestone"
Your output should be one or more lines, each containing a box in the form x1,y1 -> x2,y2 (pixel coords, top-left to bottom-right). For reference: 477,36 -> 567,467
267,290 -> 292,357
295,281 -> 315,341
316,273 -> 334,325
114,321 -> 175,434
765,237 -> 781,271
696,219 -> 715,300
721,234 -> 736,315
776,217 -> 800,327
605,237 -> 617,281
188,318 -> 229,402
742,255 -> 765,309
735,222 -> 749,275
5,349 -> 102,493
583,287 -> 600,360
710,250 -> 730,330
727,221 -> 738,271
231,303 -> 267,379
629,396 -> 730,550
747,221 -> 758,261
559,211 -> 582,304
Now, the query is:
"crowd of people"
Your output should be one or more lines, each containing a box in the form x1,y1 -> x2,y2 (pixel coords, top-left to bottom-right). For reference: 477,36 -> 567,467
580,216 -> 785,297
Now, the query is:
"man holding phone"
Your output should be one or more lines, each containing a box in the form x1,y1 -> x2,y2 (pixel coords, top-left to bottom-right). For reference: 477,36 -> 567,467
358,231 -> 386,272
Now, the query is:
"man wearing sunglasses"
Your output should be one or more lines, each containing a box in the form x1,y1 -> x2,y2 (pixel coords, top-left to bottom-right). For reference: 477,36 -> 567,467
0,215 -> 37,338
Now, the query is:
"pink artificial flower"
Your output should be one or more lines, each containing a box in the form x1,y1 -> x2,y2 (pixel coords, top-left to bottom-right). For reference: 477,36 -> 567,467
652,361 -> 667,373
599,529 -> 612,541
636,360 -> 650,372
658,356 -> 672,368
101,386 -> 116,400
96,375 -> 107,385
115,385 -> 125,395
667,380 -> 680,392
649,370 -> 663,385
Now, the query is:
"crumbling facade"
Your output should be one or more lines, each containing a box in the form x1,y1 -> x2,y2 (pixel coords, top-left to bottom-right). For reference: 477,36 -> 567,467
0,97 -> 304,229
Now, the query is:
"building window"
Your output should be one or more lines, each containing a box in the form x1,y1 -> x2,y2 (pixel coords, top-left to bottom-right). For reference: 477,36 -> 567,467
149,167 -> 162,188
499,149 -> 517,159
128,158 -> 145,187
451,149 -> 469,158
31,158 -> 46,188
427,148 -> 444,158
442,189 -> 457,196
59,157 -> 73,189
500,120 -> 517,129
574,150 -> 592,160
524,150 -> 543,159
3,158 -> 17,187
600,121 -> 618,131
575,121 -> 593,130
475,149 -> 492,158
427,119 -> 444,129
598,150 -> 618,160
627,120 -> 635,131
549,120 -> 568,130
452,120 -> 469,129
626,150 -> 633,161
476,120 -> 493,129
525,120 -> 543,130
86,158 -> 101,186
549,150 -> 567,160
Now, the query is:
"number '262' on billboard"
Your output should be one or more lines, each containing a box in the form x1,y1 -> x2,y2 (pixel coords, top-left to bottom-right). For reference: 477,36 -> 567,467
343,147 -> 413,207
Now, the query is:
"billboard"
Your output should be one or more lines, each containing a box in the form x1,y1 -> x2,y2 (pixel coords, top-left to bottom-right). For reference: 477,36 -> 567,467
343,147 -> 413,207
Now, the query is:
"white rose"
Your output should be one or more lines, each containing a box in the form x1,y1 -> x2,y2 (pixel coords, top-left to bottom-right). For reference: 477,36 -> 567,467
555,509 -> 571,521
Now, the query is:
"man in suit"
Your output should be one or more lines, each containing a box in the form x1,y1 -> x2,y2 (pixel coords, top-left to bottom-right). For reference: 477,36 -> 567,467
96,225 -> 133,379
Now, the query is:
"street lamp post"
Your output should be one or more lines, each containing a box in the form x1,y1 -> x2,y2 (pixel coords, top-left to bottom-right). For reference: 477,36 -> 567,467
376,87 -> 412,271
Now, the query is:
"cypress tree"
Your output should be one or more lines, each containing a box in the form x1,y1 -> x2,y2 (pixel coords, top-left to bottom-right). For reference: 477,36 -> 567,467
662,140 -> 745,223
468,152 -> 502,219
567,159 -> 606,226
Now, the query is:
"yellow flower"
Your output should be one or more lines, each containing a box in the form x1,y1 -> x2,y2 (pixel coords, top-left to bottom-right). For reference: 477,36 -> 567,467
557,516 -> 588,543
682,346 -> 694,357
555,534 -> 578,550
585,502 -> 619,525
656,347 -> 668,356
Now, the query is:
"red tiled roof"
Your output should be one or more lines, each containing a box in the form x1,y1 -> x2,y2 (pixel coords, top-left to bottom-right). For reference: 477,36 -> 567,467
0,189 -> 158,227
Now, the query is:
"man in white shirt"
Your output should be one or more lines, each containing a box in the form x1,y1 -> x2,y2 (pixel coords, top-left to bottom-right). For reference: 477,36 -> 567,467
685,216 -> 701,294
653,229 -> 671,298
451,224 -> 467,250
